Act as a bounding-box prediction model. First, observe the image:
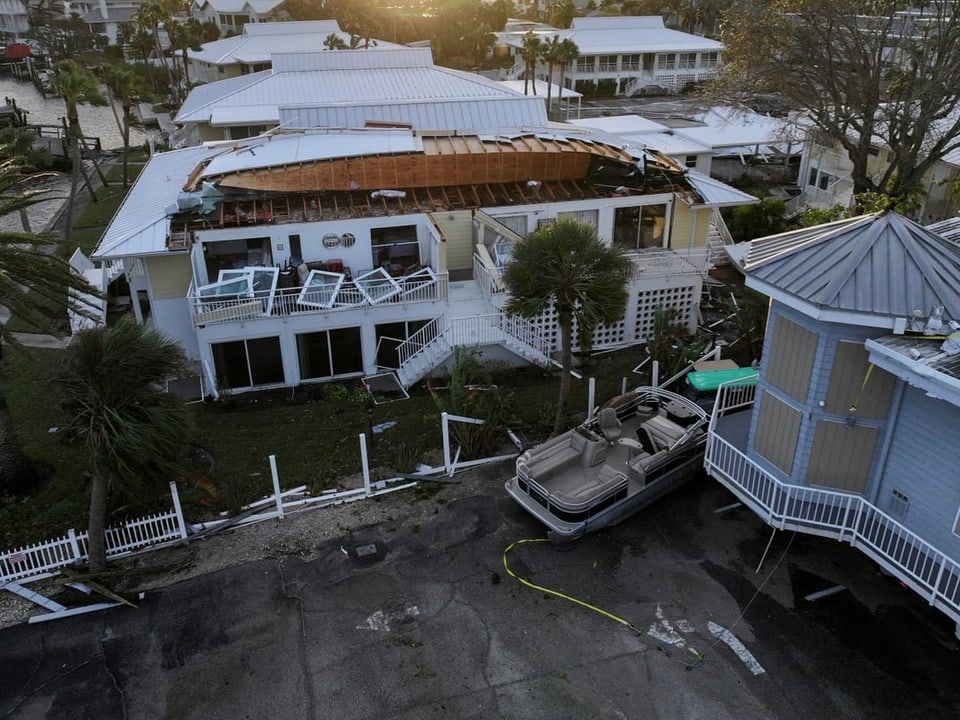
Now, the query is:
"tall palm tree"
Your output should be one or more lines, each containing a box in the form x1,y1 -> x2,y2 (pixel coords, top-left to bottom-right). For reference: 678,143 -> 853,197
521,31 -> 542,95
0,154 -> 100,495
504,219 -> 631,436
554,38 -> 580,112
56,319 -> 193,573
51,60 -> 108,243
103,63 -> 152,188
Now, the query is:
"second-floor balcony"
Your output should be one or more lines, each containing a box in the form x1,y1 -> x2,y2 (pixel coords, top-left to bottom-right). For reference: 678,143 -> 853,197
188,265 -> 448,328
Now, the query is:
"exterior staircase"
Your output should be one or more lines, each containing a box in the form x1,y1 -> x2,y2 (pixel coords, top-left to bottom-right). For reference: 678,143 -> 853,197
394,312 -> 553,388
706,207 -> 735,266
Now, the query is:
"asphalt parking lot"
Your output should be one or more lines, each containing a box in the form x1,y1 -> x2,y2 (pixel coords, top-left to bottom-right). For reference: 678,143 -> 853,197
2,468 -> 959,720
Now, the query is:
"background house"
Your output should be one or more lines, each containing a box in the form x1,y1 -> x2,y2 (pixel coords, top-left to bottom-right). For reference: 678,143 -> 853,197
174,47 -> 550,144
191,0 -> 280,36
184,20 -> 403,85
707,211 -> 960,634
497,16 -> 723,96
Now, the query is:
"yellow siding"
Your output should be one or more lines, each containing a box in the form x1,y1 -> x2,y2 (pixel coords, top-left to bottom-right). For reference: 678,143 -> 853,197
147,255 -> 192,300
669,205 -> 708,249
431,211 -> 474,272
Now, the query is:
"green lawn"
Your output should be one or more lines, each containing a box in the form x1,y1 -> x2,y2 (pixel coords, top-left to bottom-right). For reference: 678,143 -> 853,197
0,338 -> 656,548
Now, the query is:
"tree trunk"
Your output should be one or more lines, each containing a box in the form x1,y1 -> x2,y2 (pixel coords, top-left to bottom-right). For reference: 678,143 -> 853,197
546,62 -> 554,110
62,142 -> 81,242
86,472 -> 109,573
553,308 -> 573,436
181,48 -> 190,86
0,380 -> 37,495
17,208 -> 31,233
122,105 -> 131,188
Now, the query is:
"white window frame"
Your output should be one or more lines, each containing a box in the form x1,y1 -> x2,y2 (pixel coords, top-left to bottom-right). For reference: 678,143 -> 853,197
297,270 -> 345,309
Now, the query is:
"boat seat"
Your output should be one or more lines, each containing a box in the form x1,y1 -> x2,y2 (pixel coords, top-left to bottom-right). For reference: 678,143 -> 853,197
598,407 -> 622,443
640,415 -> 687,452
552,472 -> 628,508
528,446 -> 580,480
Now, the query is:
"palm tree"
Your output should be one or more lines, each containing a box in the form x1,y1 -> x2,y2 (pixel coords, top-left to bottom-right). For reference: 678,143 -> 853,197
554,38 -> 580,112
103,63 -> 152,188
504,219 -> 631,436
0,154 -> 101,495
521,31 -> 542,95
50,60 -> 108,243
165,17 -> 208,90
55,319 -> 193,573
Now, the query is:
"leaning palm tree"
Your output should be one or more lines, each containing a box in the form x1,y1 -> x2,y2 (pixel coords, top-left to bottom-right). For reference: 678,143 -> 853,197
55,319 -> 193,573
504,219 -> 631,436
0,154 -> 101,495
50,60 -> 108,242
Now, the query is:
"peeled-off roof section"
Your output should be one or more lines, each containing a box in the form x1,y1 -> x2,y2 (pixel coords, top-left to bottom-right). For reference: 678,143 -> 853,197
194,132 -> 639,193
743,211 -> 960,319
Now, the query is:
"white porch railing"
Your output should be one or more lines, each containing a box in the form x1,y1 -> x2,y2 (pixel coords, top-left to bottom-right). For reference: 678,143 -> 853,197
189,270 -> 448,328
625,247 -> 710,279
0,482 -> 188,584
705,381 -> 960,625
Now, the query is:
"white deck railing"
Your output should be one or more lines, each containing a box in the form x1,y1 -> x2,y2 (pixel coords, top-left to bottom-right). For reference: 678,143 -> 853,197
0,482 -> 188,584
188,270 -> 447,328
625,247 -> 710,280
705,381 -> 960,624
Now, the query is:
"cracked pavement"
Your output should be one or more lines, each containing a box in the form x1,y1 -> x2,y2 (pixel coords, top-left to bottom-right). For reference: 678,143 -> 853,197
2,474 -> 960,719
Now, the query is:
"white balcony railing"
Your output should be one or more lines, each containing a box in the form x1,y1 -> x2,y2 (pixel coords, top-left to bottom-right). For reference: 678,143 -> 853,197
188,269 -> 448,327
705,380 -> 960,625
625,247 -> 710,280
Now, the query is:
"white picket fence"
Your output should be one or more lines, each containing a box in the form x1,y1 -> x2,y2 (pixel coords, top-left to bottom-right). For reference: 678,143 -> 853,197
0,482 -> 188,584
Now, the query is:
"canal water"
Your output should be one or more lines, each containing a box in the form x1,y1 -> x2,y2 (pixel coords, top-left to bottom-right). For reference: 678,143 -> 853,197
0,75 -> 153,237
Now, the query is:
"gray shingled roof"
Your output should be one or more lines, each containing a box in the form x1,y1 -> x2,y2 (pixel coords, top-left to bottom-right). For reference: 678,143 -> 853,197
742,211 -> 960,320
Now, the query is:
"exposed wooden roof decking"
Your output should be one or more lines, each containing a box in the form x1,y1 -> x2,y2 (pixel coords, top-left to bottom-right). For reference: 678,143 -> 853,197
191,134 -> 640,194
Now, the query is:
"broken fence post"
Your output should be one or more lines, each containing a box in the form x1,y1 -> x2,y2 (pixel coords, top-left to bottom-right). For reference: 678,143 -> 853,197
360,433 -> 372,496
587,377 -> 596,420
269,455 -> 284,520
169,481 -> 188,540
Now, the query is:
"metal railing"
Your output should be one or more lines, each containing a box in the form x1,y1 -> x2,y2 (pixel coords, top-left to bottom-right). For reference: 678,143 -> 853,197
188,269 -> 447,327
705,380 -> 960,624
625,247 -> 710,280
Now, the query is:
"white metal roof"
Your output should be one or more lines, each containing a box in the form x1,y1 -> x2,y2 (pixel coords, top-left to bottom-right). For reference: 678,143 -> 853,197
270,47 -> 433,72
567,116 -> 710,156
93,146 -> 225,259
497,80 -> 582,99
568,115 -> 669,134
209,105 -> 278,126
176,52 -> 531,126
684,171 -> 760,207
277,96 -> 547,132
198,131 -> 424,178
192,0 -> 280,13
499,16 -> 723,55
187,23 -> 406,65
671,107 -> 800,150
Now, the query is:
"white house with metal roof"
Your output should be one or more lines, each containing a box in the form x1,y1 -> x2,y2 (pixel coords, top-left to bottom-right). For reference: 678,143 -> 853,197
92,125 -> 755,396
568,106 -> 803,177
174,47 -> 550,144
708,211 -> 960,634
185,20 -> 403,85
191,0 -> 281,36
498,16 -> 723,96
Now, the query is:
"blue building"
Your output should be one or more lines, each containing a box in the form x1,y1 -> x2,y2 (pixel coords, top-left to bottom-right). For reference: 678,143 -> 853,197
705,211 -> 960,633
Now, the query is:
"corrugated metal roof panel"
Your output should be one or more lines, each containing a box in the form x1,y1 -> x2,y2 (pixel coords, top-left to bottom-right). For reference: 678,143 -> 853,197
271,47 -> 434,73
684,171 -> 759,207
278,97 -> 547,131
94,146 -> 224,259
744,212 -> 960,318
175,71 -> 271,122
928,217 -> 960,244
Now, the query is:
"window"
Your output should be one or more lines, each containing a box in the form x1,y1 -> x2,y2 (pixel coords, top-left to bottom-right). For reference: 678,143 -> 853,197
493,214 -> 528,237
700,52 -> 719,68
657,53 -> 676,70
622,54 -> 641,71
297,328 -> 363,380
613,204 -> 667,250
678,53 -> 697,69
684,155 -> 698,168
818,172 -> 833,191
229,125 -> 268,140
888,489 -> 909,522
598,55 -> 617,72
558,209 -> 599,229
212,336 -> 284,389
375,320 -> 432,368
371,224 -> 419,274
287,234 -> 302,264
808,168 -> 818,187
576,57 -> 594,72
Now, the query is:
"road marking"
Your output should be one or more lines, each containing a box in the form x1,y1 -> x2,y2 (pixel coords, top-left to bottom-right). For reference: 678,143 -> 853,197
707,621 -> 766,675
356,606 -> 420,632
647,605 -> 701,656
